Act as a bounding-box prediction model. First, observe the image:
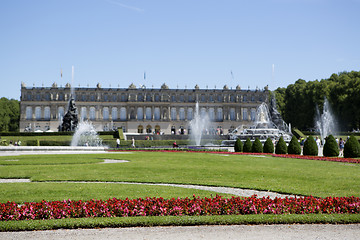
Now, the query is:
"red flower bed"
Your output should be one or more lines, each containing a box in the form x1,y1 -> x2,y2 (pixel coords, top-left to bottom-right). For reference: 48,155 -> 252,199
1,195 -> 359,221
273,154 -> 360,164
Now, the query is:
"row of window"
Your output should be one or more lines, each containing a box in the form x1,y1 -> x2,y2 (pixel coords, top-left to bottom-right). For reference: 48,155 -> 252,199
25,106 -> 257,122
24,92 -> 263,103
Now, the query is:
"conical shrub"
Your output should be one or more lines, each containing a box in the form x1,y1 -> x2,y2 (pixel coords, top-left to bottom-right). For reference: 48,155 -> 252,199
344,135 -> 360,158
243,138 -> 252,153
303,136 -> 318,156
288,135 -> 301,155
263,138 -> 274,153
323,135 -> 339,157
251,138 -> 263,153
275,136 -> 287,154
234,138 -> 243,152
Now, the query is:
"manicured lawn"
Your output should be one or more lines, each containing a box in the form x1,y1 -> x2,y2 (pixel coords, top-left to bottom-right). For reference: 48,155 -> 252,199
1,151 -> 359,201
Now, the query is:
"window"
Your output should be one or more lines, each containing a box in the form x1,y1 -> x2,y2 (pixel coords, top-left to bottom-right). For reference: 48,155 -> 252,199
146,125 -> 152,133
200,108 -> 207,118
137,107 -> 143,120
209,95 -> 214,102
146,107 -> 152,120
171,95 -> 176,102
251,95 -> 255,102
154,94 -> 160,102
120,107 -> 127,121
217,108 -> 223,121
59,94 -> 64,101
35,107 -> 42,120
89,107 -> 96,120
80,107 -> 87,121
251,108 -> 256,121
155,125 -> 160,134
104,94 -> 109,102
230,95 -> 235,102
103,107 -> 109,120
112,94 -> 117,102
138,94 -> 143,102
138,125 -> 144,133
209,108 -> 215,121
36,94 -> 41,101
188,95 -> 193,102
179,108 -> 185,120
121,94 -> 127,102
200,95 -> 206,102
242,108 -> 248,121
81,94 -> 87,101
230,108 -> 236,121
27,93 -> 32,101
58,107 -> 65,119
154,107 -> 160,120
45,93 -> 50,101
112,107 -> 118,120
146,94 -> 152,102
243,95 -> 247,102
90,94 -> 95,101
44,107 -> 51,120
217,95 -> 222,102
26,107 -> 32,120
171,108 -> 177,120
179,95 -> 184,102
187,108 -> 193,120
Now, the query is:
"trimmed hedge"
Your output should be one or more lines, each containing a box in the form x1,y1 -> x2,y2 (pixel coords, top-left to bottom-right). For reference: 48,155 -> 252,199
288,135 -> 301,155
275,137 -> 287,154
251,138 -> 263,153
323,135 -> 339,157
234,138 -> 243,152
344,135 -> 360,158
303,136 -> 318,156
243,138 -> 252,153
263,138 -> 274,153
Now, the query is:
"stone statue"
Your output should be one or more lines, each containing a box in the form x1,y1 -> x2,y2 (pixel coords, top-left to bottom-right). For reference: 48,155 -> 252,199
59,98 -> 78,131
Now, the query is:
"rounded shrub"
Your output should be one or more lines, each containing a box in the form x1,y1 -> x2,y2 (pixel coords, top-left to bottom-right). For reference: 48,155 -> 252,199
323,135 -> 339,157
303,136 -> 318,156
275,136 -> 287,154
243,138 -> 252,153
251,138 -> 263,153
234,138 -> 243,152
344,135 -> 360,158
263,138 -> 274,153
288,135 -> 301,155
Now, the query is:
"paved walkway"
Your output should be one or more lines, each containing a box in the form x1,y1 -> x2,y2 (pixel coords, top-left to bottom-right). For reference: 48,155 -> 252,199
1,224 -> 360,240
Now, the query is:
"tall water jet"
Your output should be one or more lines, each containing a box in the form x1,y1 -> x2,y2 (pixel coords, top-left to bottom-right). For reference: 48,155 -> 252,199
189,102 -> 210,146
315,98 -> 337,143
71,121 -> 103,146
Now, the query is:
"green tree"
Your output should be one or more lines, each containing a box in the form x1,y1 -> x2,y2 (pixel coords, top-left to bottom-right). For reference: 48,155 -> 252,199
234,138 -> 243,152
303,136 -> 318,156
251,138 -> 263,153
344,135 -> 360,158
263,138 -> 274,153
243,138 -> 252,153
323,135 -> 339,157
0,98 -> 19,132
275,137 -> 287,154
288,135 -> 301,155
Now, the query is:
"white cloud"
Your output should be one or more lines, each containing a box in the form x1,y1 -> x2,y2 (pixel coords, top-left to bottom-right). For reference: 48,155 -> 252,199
104,0 -> 144,12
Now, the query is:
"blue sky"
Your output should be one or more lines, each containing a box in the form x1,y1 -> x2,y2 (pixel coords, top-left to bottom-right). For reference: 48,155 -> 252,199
1,0 -> 359,100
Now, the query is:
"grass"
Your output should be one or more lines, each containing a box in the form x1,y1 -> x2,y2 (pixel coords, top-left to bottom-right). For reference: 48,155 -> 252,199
2,214 -> 360,232
1,152 -> 359,198
1,151 -> 360,230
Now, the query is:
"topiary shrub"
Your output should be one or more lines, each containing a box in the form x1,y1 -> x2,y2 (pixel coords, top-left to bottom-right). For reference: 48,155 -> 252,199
234,138 -> 243,152
344,135 -> 360,158
275,136 -> 287,154
251,138 -> 263,153
288,135 -> 301,155
263,138 -> 274,153
303,136 -> 318,156
323,135 -> 339,157
243,138 -> 252,153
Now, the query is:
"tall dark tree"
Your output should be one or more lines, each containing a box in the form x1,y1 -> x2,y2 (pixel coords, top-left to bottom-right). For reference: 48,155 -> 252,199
0,98 -> 19,132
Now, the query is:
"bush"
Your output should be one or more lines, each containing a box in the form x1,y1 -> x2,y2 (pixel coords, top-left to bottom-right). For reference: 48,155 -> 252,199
344,135 -> 360,158
303,136 -> 318,156
275,137 -> 287,154
243,138 -> 252,153
323,135 -> 339,157
288,135 -> 301,155
251,138 -> 263,153
263,138 -> 274,153
234,138 -> 243,152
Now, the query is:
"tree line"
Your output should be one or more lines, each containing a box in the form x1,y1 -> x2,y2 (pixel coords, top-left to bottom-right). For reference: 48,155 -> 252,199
274,71 -> 360,131
0,98 -> 19,132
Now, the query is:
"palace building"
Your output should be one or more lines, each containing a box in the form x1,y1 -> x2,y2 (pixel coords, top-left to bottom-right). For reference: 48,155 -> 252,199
19,82 -> 269,134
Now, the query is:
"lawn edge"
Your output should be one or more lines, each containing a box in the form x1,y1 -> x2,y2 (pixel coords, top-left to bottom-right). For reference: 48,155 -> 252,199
1,214 -> 360,232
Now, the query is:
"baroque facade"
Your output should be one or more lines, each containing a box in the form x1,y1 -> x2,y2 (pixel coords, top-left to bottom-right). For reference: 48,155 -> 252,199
20,82 -> 269,134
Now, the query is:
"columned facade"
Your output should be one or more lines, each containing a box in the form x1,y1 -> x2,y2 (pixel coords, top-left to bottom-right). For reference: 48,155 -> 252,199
20,82 -> 269,134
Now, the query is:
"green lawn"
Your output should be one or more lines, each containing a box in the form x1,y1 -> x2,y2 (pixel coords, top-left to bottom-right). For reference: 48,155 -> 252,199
0,151 -> 359,203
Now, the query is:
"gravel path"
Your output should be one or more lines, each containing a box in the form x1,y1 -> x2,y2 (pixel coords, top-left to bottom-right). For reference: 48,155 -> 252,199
1,224 -> 360,240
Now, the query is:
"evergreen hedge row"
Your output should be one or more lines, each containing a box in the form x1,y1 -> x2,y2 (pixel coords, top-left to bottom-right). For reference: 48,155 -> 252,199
263,138 -> 274,153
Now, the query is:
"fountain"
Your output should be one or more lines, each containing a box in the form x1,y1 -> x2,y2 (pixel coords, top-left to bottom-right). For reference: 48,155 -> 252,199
224,97 -> 292,146
315,98 -> 337,143
189,102 -> 210,146
71,121 -> 103,146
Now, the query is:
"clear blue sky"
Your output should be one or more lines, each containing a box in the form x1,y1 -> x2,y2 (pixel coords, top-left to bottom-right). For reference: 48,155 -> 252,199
1,0 -> 359,100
